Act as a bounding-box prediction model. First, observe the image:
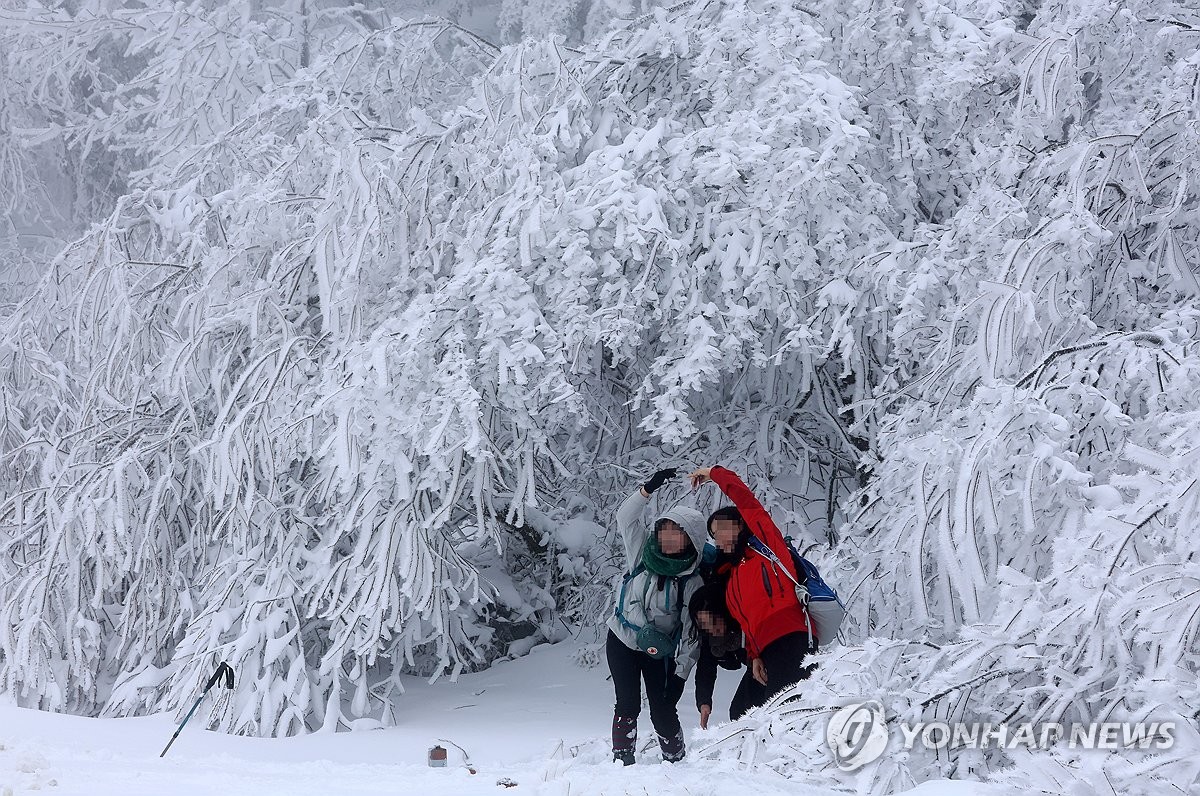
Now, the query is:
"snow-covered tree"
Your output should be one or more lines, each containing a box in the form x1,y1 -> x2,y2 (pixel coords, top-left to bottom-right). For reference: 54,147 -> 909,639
0,0 -> 891,732
698,0 -> 1200,790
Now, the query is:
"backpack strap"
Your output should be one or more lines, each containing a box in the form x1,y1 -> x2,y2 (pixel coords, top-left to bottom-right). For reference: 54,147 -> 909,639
664,572 -> 688,615
746,536 -> 817,651
747,536 -> 802,589
665,572 -> 692,648
616,565 -> 692,639
615,563 -> 646,632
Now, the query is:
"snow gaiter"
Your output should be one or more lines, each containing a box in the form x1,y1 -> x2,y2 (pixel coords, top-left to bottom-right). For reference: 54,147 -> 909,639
658,730 -> 686,763
612,715 -> 637,765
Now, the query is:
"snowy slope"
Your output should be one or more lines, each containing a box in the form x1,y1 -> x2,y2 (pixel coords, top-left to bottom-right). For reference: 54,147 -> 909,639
0,640 -> 992,795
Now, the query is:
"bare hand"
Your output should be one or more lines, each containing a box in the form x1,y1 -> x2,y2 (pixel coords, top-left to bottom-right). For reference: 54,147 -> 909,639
699,704 -> 712,729
751,658 -> 768,686
688,467 -> 713,490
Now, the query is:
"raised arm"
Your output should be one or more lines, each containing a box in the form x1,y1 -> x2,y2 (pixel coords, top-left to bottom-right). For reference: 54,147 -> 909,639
614,468 -> 678,569
614,488 -> 650,568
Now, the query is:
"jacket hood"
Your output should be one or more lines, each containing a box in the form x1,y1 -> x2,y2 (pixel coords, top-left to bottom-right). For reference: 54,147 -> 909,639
657,505 -> 708,563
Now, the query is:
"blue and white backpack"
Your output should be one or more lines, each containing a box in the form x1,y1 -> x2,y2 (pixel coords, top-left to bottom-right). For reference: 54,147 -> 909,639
747,535 -> 845,649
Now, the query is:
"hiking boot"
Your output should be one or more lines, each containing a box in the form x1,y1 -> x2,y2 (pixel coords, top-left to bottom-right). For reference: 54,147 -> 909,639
612,715 -> 637,765
659,730 -> 686,763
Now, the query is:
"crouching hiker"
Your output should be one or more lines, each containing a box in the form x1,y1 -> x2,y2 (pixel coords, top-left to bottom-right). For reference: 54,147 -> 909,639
688,465 -> 815,711
688,583 -> 763,727
607,467 -> 706,765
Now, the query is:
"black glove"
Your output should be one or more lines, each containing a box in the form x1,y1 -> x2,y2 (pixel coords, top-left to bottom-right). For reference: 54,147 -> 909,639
643,467 -> 678,495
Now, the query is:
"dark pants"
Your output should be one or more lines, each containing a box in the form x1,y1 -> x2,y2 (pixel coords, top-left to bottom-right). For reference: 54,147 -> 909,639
729,667 -> 767,720
732,631 -> 813,717
606,630 -> 685,756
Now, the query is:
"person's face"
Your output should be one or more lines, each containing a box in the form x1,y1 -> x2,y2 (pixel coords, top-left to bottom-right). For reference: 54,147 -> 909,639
711,518 -> 741,552
657,521 -> 691,555
696,609 -> 728,637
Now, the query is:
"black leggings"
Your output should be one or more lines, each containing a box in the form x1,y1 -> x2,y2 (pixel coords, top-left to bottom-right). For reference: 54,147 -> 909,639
729,667 -> 767,720
731,631 -> 813,718
606,630 -> 684,737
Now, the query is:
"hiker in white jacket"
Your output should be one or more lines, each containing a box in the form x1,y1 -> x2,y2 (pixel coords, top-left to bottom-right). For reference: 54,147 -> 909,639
605,467 -> 707,765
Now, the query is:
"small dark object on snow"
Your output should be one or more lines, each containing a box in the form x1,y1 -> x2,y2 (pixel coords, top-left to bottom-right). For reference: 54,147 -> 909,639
496,777 -> 518,788
428,745 -> 448,767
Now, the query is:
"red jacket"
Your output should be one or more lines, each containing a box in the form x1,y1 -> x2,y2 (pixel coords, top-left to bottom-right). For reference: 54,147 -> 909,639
711,466 -> 809,660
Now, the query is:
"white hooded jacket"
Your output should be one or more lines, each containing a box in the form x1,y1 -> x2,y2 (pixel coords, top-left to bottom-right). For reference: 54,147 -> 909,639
605,488 -> 708,678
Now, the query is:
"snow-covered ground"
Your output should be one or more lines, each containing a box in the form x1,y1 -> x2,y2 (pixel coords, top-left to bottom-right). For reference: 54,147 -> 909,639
0,640 -> 992,795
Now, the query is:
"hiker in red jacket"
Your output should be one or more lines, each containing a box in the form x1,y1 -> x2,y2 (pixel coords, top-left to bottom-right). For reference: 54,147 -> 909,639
688,465 -> 814,708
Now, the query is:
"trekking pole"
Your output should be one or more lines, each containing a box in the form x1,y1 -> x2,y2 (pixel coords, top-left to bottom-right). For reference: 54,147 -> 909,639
436,737 -> 478,774
159,661 -> 235,758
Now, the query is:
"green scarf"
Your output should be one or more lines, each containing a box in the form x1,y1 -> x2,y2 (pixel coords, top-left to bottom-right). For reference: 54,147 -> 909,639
641,535 -> 696,577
